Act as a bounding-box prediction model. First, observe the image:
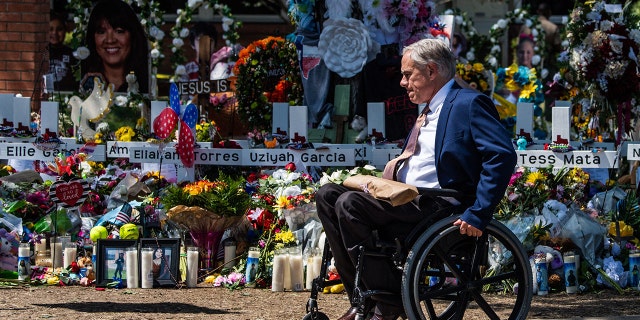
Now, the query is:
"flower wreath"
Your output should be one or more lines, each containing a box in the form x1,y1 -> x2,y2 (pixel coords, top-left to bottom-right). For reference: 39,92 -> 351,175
443,8 -> 492,64
486,8 -> 546,77
232,36 -> 303,131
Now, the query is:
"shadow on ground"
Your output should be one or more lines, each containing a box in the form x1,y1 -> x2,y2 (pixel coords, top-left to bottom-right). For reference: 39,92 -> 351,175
33,302 -> 231,315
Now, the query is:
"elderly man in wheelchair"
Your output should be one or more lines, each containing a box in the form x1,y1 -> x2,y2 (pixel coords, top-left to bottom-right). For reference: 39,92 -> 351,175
313,39 -> 531,320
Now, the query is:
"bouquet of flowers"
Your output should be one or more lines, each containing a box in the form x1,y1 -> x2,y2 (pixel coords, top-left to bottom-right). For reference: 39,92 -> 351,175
565,1 -> 640,143
456,62 -> 493,96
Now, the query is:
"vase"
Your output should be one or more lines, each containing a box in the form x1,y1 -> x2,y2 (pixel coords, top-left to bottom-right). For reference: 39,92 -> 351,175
190,230 -> 226,271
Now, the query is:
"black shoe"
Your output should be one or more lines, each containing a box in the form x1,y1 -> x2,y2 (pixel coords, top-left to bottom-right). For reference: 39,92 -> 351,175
370,303 -> 404,320
337,306 -> 359,320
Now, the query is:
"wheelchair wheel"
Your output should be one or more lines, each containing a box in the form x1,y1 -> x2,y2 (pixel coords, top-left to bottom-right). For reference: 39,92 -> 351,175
402,216 -> 532,320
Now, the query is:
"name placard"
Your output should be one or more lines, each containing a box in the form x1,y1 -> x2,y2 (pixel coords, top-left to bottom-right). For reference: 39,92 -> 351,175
516,150 -> 618,168
243,149 -> 354,166
106,141 -> 212,158
176,79 -> 231,95
129,147 -> 241,165
0,142 -> 106,161
371,148 -> 402,166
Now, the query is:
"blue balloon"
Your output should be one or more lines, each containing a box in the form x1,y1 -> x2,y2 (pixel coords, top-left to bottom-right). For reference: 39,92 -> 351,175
169,83 -> 181,116
182,103 -> 199,129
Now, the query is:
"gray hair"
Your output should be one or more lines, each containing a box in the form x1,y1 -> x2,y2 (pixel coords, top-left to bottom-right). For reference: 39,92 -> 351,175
402,39 -> 456,79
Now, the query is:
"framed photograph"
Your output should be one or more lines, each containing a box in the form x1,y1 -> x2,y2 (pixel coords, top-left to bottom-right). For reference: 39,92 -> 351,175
139,238 -> 181,287
96,239 -> 138,287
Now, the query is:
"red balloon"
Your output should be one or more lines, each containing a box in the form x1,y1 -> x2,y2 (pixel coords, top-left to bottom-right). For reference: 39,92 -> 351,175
176,119 -> 195,168
153,108 -> 178,139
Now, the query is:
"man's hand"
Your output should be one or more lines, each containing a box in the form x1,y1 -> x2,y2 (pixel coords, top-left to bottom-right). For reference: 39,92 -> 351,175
453,219 -> 482,237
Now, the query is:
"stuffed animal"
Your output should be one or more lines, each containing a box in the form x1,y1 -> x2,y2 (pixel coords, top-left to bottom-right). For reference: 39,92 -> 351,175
0,228 -> 19,272
323,258 -> 344,294
69,77 -> 115,140
77,256 -> 95,286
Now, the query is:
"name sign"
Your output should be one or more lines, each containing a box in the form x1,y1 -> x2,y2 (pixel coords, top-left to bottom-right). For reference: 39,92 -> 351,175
106,141 -> 212,158
129,147 -> 241,165
516,150 -> 618,168
626,143 -> 640,160
176,79 -> 231,95
371,148 -> 402,167
0,142 -> 106,161
128,147 -> 355,166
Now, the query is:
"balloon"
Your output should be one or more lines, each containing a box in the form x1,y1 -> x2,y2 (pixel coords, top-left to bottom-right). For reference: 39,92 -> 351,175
153,107 -> 178,139
182,103 -> 199,129
169,83 -> 181,116
90,226 -> 108,242
119,223 -> 139,240
176,119 -> 195,167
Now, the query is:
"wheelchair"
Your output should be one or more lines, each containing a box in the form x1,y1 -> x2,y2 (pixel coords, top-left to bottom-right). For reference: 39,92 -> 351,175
304,188 -> 533,320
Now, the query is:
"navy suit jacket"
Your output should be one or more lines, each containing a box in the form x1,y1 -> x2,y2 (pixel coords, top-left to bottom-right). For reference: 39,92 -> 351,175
432,82 -> 516,230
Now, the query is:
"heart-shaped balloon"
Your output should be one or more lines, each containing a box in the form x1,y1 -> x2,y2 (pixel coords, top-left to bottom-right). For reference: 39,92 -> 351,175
176,119 -> 195,168
50,178 -> 89,208
153,107 -> 178,139
169,83 -> 181,116
182,103 -> 199,129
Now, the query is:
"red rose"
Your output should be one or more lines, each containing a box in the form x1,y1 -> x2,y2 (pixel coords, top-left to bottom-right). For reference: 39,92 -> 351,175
284,162 -> 296,172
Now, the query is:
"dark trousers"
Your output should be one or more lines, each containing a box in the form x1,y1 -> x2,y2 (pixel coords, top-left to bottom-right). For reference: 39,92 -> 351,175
316,183 -> 431,306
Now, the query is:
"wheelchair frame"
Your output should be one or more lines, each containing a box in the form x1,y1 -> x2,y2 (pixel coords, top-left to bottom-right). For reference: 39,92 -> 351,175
304,189 -> 533,320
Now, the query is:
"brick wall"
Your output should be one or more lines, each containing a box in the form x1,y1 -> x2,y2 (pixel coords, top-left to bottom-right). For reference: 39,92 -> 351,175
0,0 -> 49,103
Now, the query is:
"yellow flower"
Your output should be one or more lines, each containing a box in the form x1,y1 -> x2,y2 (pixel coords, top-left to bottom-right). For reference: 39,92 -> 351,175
526,171 -> 544,185
115,126 -> 136,142
608,221 -> 634,238
472,63 -> 485,73
275,195 -> 290,209
274,230 -> 296,244
520,82 -> 539,99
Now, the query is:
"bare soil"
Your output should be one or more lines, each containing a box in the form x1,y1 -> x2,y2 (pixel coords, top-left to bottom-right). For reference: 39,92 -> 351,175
0,284 -> 639,319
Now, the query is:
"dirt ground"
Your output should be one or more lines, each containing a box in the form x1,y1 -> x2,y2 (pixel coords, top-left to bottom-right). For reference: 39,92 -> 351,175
0,284 -> 639,319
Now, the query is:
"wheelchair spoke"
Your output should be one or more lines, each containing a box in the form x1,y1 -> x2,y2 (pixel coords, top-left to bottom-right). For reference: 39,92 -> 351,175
469,288 -> 501,320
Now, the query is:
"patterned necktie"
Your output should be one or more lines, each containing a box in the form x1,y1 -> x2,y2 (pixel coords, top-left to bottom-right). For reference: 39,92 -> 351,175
382,105 -> 430,181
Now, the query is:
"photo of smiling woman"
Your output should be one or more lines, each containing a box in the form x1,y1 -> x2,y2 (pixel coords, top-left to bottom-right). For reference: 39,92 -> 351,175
81,0 -> 149,94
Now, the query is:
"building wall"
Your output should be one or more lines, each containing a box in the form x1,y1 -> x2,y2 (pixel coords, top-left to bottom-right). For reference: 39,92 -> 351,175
0,0 -> 49,102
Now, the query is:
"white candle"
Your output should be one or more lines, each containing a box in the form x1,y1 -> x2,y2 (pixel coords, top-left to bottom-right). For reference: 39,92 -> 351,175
18,243 -> 30,281
271,249 -> 286,292
50,241 -> 63,269
126,247 -> 139,288
40,101 -> 59,136
63,244 -> 77,269
306,254 -> 323,290
141,248 -> 154,288
289,248 -> 304,292
283,252 -> 291,290
223,241 -> 236,269
34,241 -> 47,254
12,96 -> 30,128
186,247 -> 199,288
563,253 -> 577,294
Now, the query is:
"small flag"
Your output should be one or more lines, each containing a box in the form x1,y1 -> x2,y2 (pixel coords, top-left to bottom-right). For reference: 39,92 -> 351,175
114,203 -> 132,226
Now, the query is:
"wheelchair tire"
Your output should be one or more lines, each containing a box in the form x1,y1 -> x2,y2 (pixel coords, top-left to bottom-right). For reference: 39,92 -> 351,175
401,216 -> 533,320
302,312 -> 330,320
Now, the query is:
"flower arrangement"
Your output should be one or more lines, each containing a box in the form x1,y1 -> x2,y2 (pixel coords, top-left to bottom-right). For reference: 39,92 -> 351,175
486,8 -> 546,77
256,163 -> 317,217
497,166 -> 591,220
195,119 -> 219,142
456,62 -> 492,95
170,1 -> 241,80
443,8 -> 493,64
565,1 -> 640,144
233,36 -> 303,131
212,271 -> 246,290
319,164 -> 381,186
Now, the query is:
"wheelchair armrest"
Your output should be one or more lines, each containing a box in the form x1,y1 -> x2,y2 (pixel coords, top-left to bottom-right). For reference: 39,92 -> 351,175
416,187 -> 468,199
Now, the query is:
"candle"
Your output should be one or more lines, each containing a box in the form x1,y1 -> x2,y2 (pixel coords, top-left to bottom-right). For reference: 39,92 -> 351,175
289,247 -> 304,292
34,240 -> 47,255
630,250 -> 640,290
18,243 -> 30,281
271,249 -> 286,292
141,247 -> 154,288
283,251 -> 291,290
63,243 -> 77,269
186,247 -> 199,288
245,247 -> 260,287
50,241 -> 63,269
223,240 -> 236,269
306,252 -> 323,290
563,252 -> 577,294
126,247 -> 139,288
535,255 -> 548,296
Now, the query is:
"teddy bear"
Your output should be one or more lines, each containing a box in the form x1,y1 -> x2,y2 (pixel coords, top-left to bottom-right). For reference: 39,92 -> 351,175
323,258 -> 344,294
0,228 -> 19,272
77,256 -> 95,286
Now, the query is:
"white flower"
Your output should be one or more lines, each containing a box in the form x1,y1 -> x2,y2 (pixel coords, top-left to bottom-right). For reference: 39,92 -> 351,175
140,19 -> 147,26
465,51 -> 475,61
491,45 -> 501,54
524,19 -> 533,28
175,65 -> 187,76
172,38 -> 184,48
281,185 -> 302,197
629,29 -> 640,44
150,48 -> 160,59
114,95 -> 128,107
540,68 -> 549,80
149,26 -> 165,41
488,57 -> 498,68
188,0 -> 203,9
318,18 -> 379,78
600,20 -> 614,32
497,19 -> 507,29
532,55 -> 541,66
73,46 -> 90,60
179,27 -> 190,38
